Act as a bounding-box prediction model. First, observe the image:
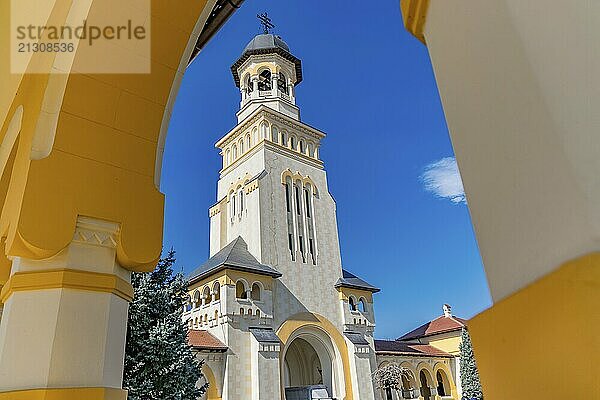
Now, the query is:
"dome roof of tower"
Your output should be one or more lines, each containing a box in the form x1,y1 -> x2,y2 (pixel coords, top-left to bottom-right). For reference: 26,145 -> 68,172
231,33 -> 303,88
243,33 -> 291,53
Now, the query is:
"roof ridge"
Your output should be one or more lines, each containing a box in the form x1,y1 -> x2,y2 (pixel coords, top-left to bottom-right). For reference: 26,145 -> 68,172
222,236 -> 245,265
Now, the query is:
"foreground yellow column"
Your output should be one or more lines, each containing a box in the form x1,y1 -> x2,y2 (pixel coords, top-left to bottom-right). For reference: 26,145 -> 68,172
0,217 -> 132,399
400,0 -> 599,397
0,0 -> 218,397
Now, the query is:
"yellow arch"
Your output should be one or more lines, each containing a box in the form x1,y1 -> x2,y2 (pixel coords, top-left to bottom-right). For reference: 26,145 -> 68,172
399,361 -> 418,387
202,364 -> 221,400
416,361 -> 435,386
433,362 -> 458,399
277,312 -> 354,400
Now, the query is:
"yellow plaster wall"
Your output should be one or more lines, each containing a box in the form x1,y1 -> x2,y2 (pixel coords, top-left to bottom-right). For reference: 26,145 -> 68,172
337,287 -> 373,303
0,0 -> 212,273
468,253 -> 600,398
427,335 -> 461,356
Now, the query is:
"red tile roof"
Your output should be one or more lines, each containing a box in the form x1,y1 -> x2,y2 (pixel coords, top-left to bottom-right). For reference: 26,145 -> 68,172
397,315 -> 467,341
188,330 -> 228,351
374,340 -> 452,357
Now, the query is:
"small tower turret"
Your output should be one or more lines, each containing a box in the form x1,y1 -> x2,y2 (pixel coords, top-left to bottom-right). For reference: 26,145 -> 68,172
231,30 -> 302,123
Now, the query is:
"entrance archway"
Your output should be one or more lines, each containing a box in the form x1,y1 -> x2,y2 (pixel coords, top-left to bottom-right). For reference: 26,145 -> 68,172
280,326 -> 344,399
284,337 -> 327,388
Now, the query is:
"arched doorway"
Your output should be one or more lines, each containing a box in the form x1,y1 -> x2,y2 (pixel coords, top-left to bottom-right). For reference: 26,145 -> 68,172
436,370 -> 450,397
419,370 -> 433,400
284,338 -> 326,388
281,329 -> 342,399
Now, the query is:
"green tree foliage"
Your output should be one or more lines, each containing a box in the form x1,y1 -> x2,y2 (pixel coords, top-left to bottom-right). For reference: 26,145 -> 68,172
459,328 -> 484,400
124,250 -> 206,400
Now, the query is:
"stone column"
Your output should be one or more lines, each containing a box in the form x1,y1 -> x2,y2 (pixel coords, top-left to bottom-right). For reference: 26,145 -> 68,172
272,74 -> 279,97
250,337 -> 281,400
0,217 -> 132,399
251,76 -> 259,99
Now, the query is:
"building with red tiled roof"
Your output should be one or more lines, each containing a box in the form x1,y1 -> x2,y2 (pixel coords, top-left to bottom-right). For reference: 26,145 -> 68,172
397,307 -> 467,343
374,304 -> 466,400
188,330 -> 228,352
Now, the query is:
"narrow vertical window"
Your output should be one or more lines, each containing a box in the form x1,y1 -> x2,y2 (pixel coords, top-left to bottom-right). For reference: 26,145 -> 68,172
309,239 -> 314,257
231,195 -> 236,217
288,234 -> 294,254
304,189 -> 311,218
285,183 -> 291,212
299,236 -> 304,254
295,186 -> 301,215
239,190 -> 244,213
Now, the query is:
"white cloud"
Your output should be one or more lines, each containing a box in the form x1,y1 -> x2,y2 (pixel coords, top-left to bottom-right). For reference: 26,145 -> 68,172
421,157 -> 466,204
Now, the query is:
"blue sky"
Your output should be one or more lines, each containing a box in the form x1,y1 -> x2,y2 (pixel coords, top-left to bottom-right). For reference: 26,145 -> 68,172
161,0 -> 492,339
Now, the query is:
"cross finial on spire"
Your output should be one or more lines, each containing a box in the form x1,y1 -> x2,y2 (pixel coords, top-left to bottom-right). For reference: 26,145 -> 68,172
257,12 -> 275,34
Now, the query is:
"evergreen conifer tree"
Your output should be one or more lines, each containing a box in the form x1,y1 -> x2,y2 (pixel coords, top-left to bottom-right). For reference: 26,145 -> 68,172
459,328 -> 484,400
123,250 -> 206,400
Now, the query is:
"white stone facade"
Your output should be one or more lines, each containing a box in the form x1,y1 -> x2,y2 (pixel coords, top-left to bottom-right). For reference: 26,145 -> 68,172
184,33 -> 464,400
184,33 -> 380,400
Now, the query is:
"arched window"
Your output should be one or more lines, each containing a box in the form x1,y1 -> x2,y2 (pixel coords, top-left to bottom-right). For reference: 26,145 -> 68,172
256,309 -> 261,319
246,133 -> 251,149
299,140 -> 305,154
232,145 -> 237,160
185,296 -> 192,312
260,123 -> 268,139
281,131 -> 287,146
349,297 -> 357,311
252,127 -> 258,144
239,190 -> 244,213
258,69 -> 272,91
420,371 -> 432,400
193,290 -> 200,308
271,126 -> 279,143
278,72 -> 288,94
213,282 -> 220,302
251,283 -> 261,301
246,75 -> 253,93
308,143 -> 314,158
225,149 -> 231,166
239,139 -> 244,153
240,308 -> 245,316
236,281 -> 247,299
436,371 -> 449,396
214,310 -> 219,321
231,194 -> 236,217
247,309 -> 253,316
290,136 -> 296,150
358,298 -> 367,313
203,286 -> 211,305
204,314 -> 208,323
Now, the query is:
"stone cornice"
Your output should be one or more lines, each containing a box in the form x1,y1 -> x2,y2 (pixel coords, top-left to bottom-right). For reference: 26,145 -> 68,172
216,106 -> 325,149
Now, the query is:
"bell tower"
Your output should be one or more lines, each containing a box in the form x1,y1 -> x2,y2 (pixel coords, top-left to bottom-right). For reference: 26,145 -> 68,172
186,18 -> 379,400
230,17 -> 302,123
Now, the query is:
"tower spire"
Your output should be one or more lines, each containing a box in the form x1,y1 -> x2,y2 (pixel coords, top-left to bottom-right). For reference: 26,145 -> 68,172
257,12 -> 275,34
